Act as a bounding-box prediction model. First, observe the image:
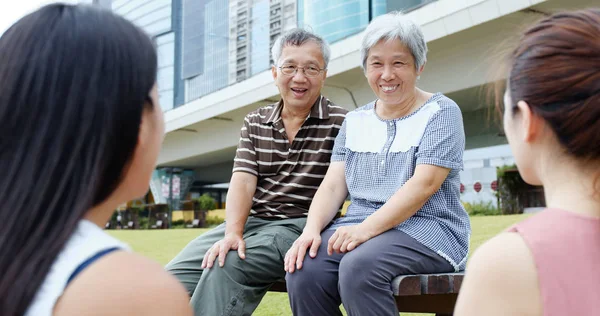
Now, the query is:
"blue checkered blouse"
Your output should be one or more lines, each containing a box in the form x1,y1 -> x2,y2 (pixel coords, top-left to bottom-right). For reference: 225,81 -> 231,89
329,93 -> 471,271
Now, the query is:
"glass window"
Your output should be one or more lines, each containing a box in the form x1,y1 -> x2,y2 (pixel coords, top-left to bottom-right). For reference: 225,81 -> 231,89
299,0 -> 369,44
384,0 -> 436,14
183,0 -> 229,102
250,0 -> 270,75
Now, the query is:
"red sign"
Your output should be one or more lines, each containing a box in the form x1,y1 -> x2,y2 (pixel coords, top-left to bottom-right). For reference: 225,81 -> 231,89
491,180 -> 498,191
474,182 -> 482,193
460,183 -> 465,194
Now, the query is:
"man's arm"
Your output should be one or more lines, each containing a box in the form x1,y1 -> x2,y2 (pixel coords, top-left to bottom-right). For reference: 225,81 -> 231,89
224,172 -> 257,237
202,116 -> 259,268
202,172 -> 257,269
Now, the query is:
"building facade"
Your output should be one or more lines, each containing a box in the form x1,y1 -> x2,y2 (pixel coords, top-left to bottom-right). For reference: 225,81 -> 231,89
88,0 -> 437,111
228,0 -> 298,83
297,0 -> 434,43
97,0 -> 185,111
82,0 -> 598,208
183,0 -> 230,102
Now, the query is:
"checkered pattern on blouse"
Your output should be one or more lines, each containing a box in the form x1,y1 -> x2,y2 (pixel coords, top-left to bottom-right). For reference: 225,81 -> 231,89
329,93 -> 471,271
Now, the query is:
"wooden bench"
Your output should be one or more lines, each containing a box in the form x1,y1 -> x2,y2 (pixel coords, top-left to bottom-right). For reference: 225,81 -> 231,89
269,272 -> 464,316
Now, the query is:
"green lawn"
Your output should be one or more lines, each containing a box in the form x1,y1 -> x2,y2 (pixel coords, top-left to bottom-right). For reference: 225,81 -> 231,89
108,214 -> 529,316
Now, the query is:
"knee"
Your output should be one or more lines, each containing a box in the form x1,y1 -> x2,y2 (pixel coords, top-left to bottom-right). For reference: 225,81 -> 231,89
338,252 -> 376,290
202,251 -> 247,282
285,271 -> 309,294
285,265 -> 317,292
285,257 -> 330,293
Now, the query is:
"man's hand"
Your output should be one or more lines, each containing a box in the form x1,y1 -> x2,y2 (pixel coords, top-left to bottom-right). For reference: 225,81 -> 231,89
284,230 -> 322,274
201,233 -> 246,269
327,225 -> 371,255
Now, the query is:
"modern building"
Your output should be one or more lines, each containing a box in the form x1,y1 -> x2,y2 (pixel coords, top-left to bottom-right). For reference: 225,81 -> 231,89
78,0 -> 112,8
97,0 -> 185,112
228,0 -> 298,83
85,0 -> 597,209
297,0 -> 438,43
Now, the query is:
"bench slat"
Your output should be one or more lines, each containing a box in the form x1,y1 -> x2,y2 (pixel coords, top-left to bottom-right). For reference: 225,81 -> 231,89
393,273 -> 463,296
269,273 -> 463,314
394,274 -> 421,296
427,274 -> 452,295
395,294 -> 458,314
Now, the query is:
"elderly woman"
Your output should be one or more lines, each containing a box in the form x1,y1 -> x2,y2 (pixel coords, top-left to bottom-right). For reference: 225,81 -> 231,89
284,11 -> 471,316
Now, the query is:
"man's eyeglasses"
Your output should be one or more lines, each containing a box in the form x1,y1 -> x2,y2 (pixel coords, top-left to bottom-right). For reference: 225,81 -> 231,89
278,65 -> 325,78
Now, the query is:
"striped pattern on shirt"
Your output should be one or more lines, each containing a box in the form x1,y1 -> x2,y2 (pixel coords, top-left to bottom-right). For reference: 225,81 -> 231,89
233,96 -> 347,219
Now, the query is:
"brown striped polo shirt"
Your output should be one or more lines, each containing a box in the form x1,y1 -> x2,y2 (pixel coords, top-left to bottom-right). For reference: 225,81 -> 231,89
232,96 -> 348,219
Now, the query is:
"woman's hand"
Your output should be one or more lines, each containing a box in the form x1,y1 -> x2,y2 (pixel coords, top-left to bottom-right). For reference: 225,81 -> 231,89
327,225 -> 372,255
284,230 -> 322,273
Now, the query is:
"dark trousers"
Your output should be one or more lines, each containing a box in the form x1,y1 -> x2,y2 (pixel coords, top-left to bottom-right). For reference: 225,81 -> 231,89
286,229 -> 453,316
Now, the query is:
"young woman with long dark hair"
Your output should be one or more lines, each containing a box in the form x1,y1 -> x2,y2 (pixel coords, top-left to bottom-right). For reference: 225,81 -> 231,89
0,4 -> 191,315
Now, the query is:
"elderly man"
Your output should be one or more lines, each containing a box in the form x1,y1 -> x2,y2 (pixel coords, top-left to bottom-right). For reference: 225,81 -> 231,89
166,28 -> 347,316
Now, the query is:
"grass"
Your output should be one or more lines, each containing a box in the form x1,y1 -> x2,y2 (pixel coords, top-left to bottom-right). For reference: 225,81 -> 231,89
108,214 -> 530,316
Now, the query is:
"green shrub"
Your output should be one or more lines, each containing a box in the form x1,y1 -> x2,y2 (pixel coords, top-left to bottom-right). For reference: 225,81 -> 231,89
195,194 -> 217,211
139,217 -> 149,230
172,219 -> 185,226
463,201 -> 501,216
497,164 -> 526,214
129,206 -> 143,213
205,215 -> 224,227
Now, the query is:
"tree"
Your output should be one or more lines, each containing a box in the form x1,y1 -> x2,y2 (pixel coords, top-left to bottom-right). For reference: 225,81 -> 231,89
497,165 -> 528,214
194,194 -> 217,228
129,206 -> 143,229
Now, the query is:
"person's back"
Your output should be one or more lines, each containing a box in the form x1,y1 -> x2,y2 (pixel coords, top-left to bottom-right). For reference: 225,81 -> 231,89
0,4 -> 191,316
455,8 -> 600,316
27,220 -> 128,315
508,209 -> 600,315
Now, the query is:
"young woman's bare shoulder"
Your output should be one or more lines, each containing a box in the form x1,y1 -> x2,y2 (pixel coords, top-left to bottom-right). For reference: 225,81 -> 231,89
454,232 -> 542,316
54,251 -> 192,316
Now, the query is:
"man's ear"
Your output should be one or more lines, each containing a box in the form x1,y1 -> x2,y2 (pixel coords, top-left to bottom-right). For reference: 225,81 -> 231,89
271,65 -> 277,81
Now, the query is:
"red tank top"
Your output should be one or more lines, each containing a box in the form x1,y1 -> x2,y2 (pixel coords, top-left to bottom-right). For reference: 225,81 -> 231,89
508,208 -> 600,316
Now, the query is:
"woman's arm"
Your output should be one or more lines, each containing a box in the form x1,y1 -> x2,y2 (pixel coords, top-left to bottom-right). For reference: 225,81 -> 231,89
359,164 -> 449,238
285,116 -> 350,272
454,232 -> 542,316
284,162 -> 347,273
327,164 -> 450,254
360,102 -> 466,237
304,115 -> 351,234
304,161 -> 348,234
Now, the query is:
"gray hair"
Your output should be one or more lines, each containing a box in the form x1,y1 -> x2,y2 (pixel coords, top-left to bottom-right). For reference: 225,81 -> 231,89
360,11 -> 427,71
271,28 -> 331,68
